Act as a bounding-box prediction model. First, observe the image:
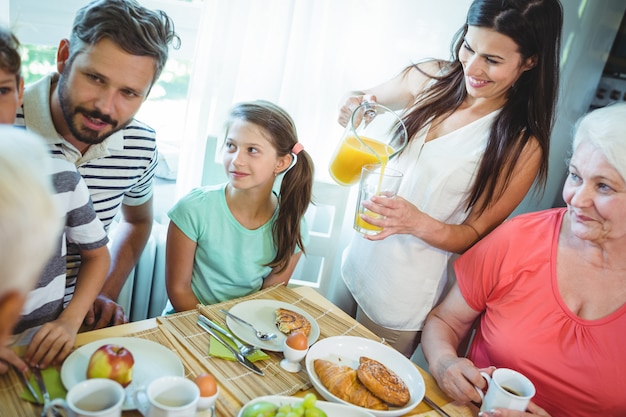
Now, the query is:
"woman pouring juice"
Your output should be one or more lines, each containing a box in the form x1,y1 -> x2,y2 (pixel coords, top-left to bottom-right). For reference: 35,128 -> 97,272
337,0 -> 563,358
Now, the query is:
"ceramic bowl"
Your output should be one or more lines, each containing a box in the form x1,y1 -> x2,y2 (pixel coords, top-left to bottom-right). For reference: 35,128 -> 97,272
305,336 -> 425,417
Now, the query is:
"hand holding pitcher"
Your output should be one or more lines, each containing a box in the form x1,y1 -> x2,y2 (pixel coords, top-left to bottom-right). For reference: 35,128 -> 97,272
329,101 -> 408,186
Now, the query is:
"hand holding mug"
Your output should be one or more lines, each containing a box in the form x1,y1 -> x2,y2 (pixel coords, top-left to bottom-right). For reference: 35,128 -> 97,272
475,368 -> 536,414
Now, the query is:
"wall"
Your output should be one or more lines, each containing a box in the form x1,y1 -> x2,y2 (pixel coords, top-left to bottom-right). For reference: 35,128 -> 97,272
513,0 -> 626,215
0,0 -> 8,24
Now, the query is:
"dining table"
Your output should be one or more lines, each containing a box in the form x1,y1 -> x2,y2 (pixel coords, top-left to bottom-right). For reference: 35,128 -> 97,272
0,285 -> 477,417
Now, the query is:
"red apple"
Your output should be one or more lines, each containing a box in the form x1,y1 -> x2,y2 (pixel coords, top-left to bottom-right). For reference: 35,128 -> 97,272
86,344 -> 134,387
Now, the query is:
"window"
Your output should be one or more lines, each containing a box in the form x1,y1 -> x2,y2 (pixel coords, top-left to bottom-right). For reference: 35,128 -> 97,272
9,0 -> 471,190
11,0 -> 200,152
176,0 -> 471,196
8,0 -> 472,291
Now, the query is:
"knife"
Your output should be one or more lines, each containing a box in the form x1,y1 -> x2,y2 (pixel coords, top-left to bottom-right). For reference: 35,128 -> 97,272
198,315 -> 258,357
16,367 -> 41,404
422,395 -> 453,417
196,319 -> 265,376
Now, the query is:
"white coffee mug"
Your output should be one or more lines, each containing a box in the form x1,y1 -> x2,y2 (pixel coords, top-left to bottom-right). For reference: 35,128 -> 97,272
47,378 -> 125,417
133,376 -> 199,417
476,368 -> 536,413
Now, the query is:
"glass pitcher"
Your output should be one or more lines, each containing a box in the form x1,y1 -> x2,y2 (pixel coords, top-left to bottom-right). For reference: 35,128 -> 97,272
329,102 -> 408,186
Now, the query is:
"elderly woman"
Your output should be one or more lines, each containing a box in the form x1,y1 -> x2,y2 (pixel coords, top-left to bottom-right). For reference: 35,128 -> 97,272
421,103 -> 626,417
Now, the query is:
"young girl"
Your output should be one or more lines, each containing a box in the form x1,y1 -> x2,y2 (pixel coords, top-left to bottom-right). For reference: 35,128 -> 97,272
164,100 -> 314,313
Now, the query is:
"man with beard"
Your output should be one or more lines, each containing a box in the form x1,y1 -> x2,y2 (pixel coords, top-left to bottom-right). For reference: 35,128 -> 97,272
15,0 -> 180,329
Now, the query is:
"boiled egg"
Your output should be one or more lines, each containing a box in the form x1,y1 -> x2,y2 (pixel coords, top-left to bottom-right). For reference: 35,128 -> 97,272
286,332 -> 308,350
195,372 -> 218,397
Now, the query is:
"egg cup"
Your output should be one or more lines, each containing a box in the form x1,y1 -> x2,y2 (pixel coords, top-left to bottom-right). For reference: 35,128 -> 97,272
280,339 -> 308,372
196,386 -> 219,413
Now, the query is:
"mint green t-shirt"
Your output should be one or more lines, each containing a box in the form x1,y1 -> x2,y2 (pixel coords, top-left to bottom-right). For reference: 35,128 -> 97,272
167,183 -> 308,308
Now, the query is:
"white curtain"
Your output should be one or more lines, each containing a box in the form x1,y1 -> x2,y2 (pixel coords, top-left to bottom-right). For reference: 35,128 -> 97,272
176,0 -> 471,197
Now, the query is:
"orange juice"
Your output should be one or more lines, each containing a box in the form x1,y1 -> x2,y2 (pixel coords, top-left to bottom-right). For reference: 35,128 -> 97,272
353,164 -> 402,235
354,209 -> 383,232
329,136 -> 393,186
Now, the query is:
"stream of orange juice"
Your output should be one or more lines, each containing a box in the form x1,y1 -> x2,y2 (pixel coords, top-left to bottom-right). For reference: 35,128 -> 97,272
329,135 -> 394,186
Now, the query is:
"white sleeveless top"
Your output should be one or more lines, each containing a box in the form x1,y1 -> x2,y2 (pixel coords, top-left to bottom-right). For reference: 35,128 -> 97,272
341,110 -> 499,330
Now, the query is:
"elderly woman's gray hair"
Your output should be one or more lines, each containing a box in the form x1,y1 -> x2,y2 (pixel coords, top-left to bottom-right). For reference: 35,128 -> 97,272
573,103 -> 626,181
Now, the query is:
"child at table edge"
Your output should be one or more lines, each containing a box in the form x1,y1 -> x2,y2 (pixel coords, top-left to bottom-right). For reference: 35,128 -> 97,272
163,100 -> 314,313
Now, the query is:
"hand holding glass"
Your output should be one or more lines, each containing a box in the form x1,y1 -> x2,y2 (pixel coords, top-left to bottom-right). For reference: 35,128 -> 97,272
354,164 -> 403,235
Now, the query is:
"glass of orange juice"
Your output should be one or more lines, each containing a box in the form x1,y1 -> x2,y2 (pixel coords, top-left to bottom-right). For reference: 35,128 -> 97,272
354,164 -> 403,235
329,102 -> 407,186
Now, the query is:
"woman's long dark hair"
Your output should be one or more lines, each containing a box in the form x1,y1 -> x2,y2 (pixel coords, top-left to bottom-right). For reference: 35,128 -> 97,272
402,0 -> 562,214
226,100 -> 314,274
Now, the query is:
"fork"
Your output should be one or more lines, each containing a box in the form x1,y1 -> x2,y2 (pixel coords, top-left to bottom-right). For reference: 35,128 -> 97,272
219,309 -> 277,341
198,314 -> 258,356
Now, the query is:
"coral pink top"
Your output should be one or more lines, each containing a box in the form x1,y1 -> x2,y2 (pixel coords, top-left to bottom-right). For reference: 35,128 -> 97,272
456,208 -> 626,417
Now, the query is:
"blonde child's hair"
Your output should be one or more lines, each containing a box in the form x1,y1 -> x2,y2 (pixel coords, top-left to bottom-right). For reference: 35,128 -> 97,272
0,127 -> 61,296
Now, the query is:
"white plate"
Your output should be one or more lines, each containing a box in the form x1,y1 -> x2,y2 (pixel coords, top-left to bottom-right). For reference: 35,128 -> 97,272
237,395 -> 376,417
61,337 -> 184,410
305,336 -> 425,417
225,300 -> 320,352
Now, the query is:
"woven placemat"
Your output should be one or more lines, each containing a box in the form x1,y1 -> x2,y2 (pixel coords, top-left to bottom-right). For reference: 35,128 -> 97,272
0,328 -> 191,417
196,284 -> 382,342
157,285 -> 381,408
0,368 -> 41,417
128,324 -> 242,417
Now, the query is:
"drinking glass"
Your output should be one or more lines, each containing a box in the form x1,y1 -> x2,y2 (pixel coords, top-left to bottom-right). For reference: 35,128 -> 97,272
354,164 -> 403,235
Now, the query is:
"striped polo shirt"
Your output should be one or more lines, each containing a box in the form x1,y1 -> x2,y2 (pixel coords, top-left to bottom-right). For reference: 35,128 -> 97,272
16,73 -> 158,302
14,158 -> 109,333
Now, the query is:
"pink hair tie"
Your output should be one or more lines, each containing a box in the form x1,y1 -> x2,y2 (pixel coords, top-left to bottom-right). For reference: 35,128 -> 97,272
291,143 -> 304,155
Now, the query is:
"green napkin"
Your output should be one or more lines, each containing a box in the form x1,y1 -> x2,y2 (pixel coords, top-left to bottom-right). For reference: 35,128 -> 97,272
207,328 -> 269,362
20,367 -> 67,403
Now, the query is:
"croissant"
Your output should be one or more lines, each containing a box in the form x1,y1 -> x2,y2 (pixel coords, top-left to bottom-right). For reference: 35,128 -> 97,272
313,359 -> 388,410
357,356 -> 410,406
